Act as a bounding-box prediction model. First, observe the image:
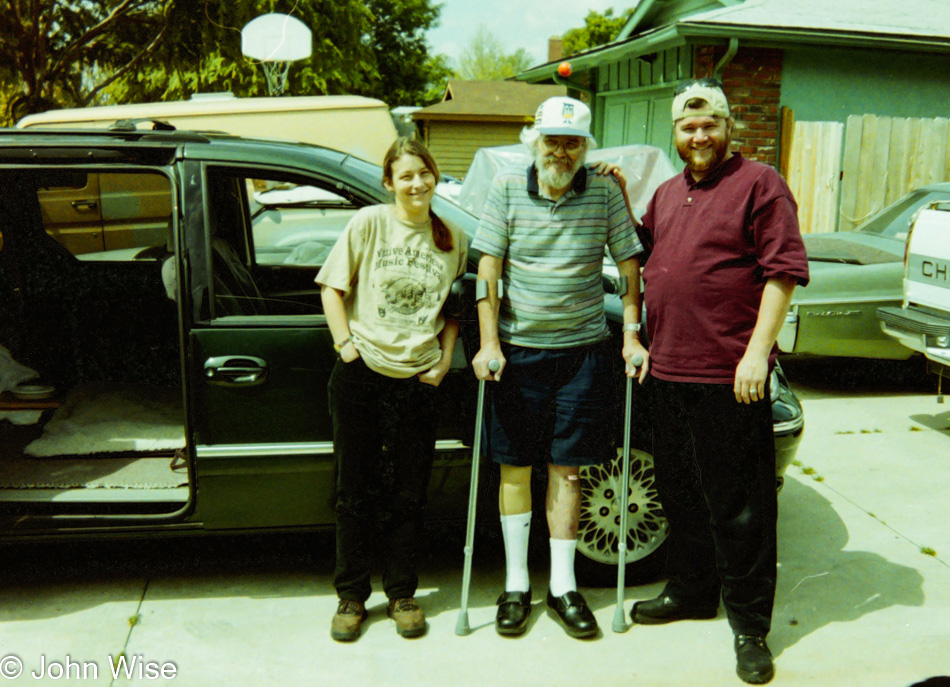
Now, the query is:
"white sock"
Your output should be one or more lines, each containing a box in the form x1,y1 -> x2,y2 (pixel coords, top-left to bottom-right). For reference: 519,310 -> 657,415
500,512 -> 531,592
549,538 -> 577,597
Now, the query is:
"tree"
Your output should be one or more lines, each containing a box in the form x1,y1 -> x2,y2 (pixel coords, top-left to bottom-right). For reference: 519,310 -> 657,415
361,0 -> 453,106
115,0 -> 376,104
456,26 -> 533,81
0,0 -> 172,124
116,0 -> 448,107
0,0 -> 451,125
561,7 -> 635,57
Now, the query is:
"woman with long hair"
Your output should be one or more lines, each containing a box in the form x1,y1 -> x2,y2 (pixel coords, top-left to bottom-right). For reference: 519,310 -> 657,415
317,137 -> 467,642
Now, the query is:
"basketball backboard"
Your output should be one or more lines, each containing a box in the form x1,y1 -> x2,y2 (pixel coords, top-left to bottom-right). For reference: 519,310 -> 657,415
241,13 -> 312,96
241,13 -> 312,62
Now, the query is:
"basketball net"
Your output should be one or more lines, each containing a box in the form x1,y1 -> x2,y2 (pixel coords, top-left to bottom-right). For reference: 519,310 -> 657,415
261,60 -> 291,97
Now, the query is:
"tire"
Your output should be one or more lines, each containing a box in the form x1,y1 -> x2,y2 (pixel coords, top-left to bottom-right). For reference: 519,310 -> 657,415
575,447 -> 669,587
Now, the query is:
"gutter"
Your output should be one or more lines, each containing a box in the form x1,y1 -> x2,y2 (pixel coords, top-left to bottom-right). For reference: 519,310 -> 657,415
553,75 -> 592,95
518,22 -> 950,84
517,25 -> 684,83
714,37 -> 739,78
679,22 -> 950,54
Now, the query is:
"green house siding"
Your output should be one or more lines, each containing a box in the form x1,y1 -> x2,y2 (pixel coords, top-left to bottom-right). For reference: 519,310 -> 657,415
600,91 -> 678,163
596,46 -> 692,93
594,46 -> 691,168
781,47 -> 950,123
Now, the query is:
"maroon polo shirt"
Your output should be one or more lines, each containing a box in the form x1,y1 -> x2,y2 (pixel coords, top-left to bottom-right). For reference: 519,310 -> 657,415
640,153 -> 809,383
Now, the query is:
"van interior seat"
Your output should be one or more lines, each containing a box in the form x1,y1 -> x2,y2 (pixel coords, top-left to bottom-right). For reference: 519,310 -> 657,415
210,237 -> 267,316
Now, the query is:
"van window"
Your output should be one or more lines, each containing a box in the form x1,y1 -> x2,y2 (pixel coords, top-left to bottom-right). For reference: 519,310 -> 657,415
201,168 -> 367,319
36,170 -> 172,261
249,179 -> 359,266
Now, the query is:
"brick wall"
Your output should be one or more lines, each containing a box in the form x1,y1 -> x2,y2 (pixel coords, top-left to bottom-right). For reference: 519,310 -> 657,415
695,46 -> 783,167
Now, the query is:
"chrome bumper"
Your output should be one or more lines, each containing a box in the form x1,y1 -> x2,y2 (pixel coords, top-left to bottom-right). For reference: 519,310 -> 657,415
877,306 -> 950,366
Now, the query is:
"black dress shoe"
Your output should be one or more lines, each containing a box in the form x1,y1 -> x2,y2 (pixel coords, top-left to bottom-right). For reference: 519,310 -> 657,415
630,593 -> 718,625
495,589 -> 531,636
546,590 -> 598,639
735,635 -> 775,684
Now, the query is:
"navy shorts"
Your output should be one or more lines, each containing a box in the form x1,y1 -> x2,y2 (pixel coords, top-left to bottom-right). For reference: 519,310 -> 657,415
484,341 -> 615,468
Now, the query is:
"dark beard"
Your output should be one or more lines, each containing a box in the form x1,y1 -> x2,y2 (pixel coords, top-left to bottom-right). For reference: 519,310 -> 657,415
678,140 -> 728,175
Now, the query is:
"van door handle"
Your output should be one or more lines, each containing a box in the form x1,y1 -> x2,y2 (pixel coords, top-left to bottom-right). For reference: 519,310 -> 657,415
204,356 -> 268,387
70,200 -> 98,211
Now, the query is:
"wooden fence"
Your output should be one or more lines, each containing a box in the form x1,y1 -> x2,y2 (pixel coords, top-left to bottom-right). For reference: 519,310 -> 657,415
787,114 -> 950,233
787,120 -> 843,235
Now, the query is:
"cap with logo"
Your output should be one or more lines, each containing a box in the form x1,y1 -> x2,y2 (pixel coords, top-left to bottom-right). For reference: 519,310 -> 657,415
533,96 -> 594,139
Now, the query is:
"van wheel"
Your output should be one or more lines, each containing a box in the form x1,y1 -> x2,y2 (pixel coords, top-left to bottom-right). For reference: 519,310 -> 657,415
576,447 -> 669,587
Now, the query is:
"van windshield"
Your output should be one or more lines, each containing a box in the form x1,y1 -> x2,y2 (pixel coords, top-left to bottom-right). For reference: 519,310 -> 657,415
253,184 -> 352,210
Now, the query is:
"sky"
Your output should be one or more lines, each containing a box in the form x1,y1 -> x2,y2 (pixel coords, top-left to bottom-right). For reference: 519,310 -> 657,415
427,0 -> 630,69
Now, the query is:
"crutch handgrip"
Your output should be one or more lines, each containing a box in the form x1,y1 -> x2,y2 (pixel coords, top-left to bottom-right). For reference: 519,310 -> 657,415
626,354 -> 644,375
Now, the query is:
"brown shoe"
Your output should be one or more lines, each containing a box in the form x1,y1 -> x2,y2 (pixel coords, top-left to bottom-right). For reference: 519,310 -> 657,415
330,599 -> 367,642
387,597 -> 426,638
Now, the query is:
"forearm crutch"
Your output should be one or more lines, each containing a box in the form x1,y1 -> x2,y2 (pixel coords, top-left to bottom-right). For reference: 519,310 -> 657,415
612,354 -> 643,633
456,358 -> 500,636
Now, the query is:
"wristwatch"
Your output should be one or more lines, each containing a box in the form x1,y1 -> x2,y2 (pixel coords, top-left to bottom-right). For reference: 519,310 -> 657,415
622,322 -> 642,334
333,336 -> 352,353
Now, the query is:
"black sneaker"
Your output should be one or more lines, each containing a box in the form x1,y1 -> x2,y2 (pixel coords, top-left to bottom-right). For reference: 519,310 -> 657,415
495,589 -> 532,636
735,635 -> 775,684
630,593 -> 718,625
545,590 -> 598,639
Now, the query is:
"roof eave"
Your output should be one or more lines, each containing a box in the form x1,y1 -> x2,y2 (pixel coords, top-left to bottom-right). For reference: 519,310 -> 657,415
616,0 -> 659,41
518,22 -> 950,84
517,25 -> 685,83
677,22 -> 950,54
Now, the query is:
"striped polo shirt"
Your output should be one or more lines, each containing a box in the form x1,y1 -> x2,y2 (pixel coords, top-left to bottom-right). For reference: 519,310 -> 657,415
472,164 -> 642,349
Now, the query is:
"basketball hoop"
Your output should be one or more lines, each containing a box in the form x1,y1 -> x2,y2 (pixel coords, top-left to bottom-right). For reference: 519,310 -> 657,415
241,13 -> 312,96
260,62 -> 291,98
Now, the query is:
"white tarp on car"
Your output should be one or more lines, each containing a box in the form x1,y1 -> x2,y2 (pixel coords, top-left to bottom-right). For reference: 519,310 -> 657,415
454,144 -> 678,221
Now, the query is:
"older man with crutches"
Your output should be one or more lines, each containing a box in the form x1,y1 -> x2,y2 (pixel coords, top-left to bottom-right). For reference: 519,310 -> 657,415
467,96 -> 649,639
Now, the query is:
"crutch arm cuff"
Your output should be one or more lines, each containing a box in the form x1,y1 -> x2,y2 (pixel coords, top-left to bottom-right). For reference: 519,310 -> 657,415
476,279 -> 504,301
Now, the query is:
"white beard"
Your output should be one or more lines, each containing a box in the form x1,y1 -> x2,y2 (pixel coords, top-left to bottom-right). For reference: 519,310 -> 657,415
535,150 -> 585,193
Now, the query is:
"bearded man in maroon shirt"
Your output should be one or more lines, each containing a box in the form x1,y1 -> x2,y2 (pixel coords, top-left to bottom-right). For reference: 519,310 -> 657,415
630,78 -> 809,685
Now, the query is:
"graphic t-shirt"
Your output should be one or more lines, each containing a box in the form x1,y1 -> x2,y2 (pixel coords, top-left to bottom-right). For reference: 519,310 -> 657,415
315,204 -> 467,378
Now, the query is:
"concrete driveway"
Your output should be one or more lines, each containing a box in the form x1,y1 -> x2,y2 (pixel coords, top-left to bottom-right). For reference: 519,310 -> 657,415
0,360 -> 947,687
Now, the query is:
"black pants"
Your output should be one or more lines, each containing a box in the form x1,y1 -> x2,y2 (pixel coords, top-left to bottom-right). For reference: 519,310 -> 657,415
652,378 -> 777,637
328,358 -> 438,603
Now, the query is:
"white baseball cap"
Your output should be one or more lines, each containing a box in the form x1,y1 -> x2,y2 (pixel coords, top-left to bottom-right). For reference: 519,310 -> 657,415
533,96 -> 593,139
671,81 -> 730,121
